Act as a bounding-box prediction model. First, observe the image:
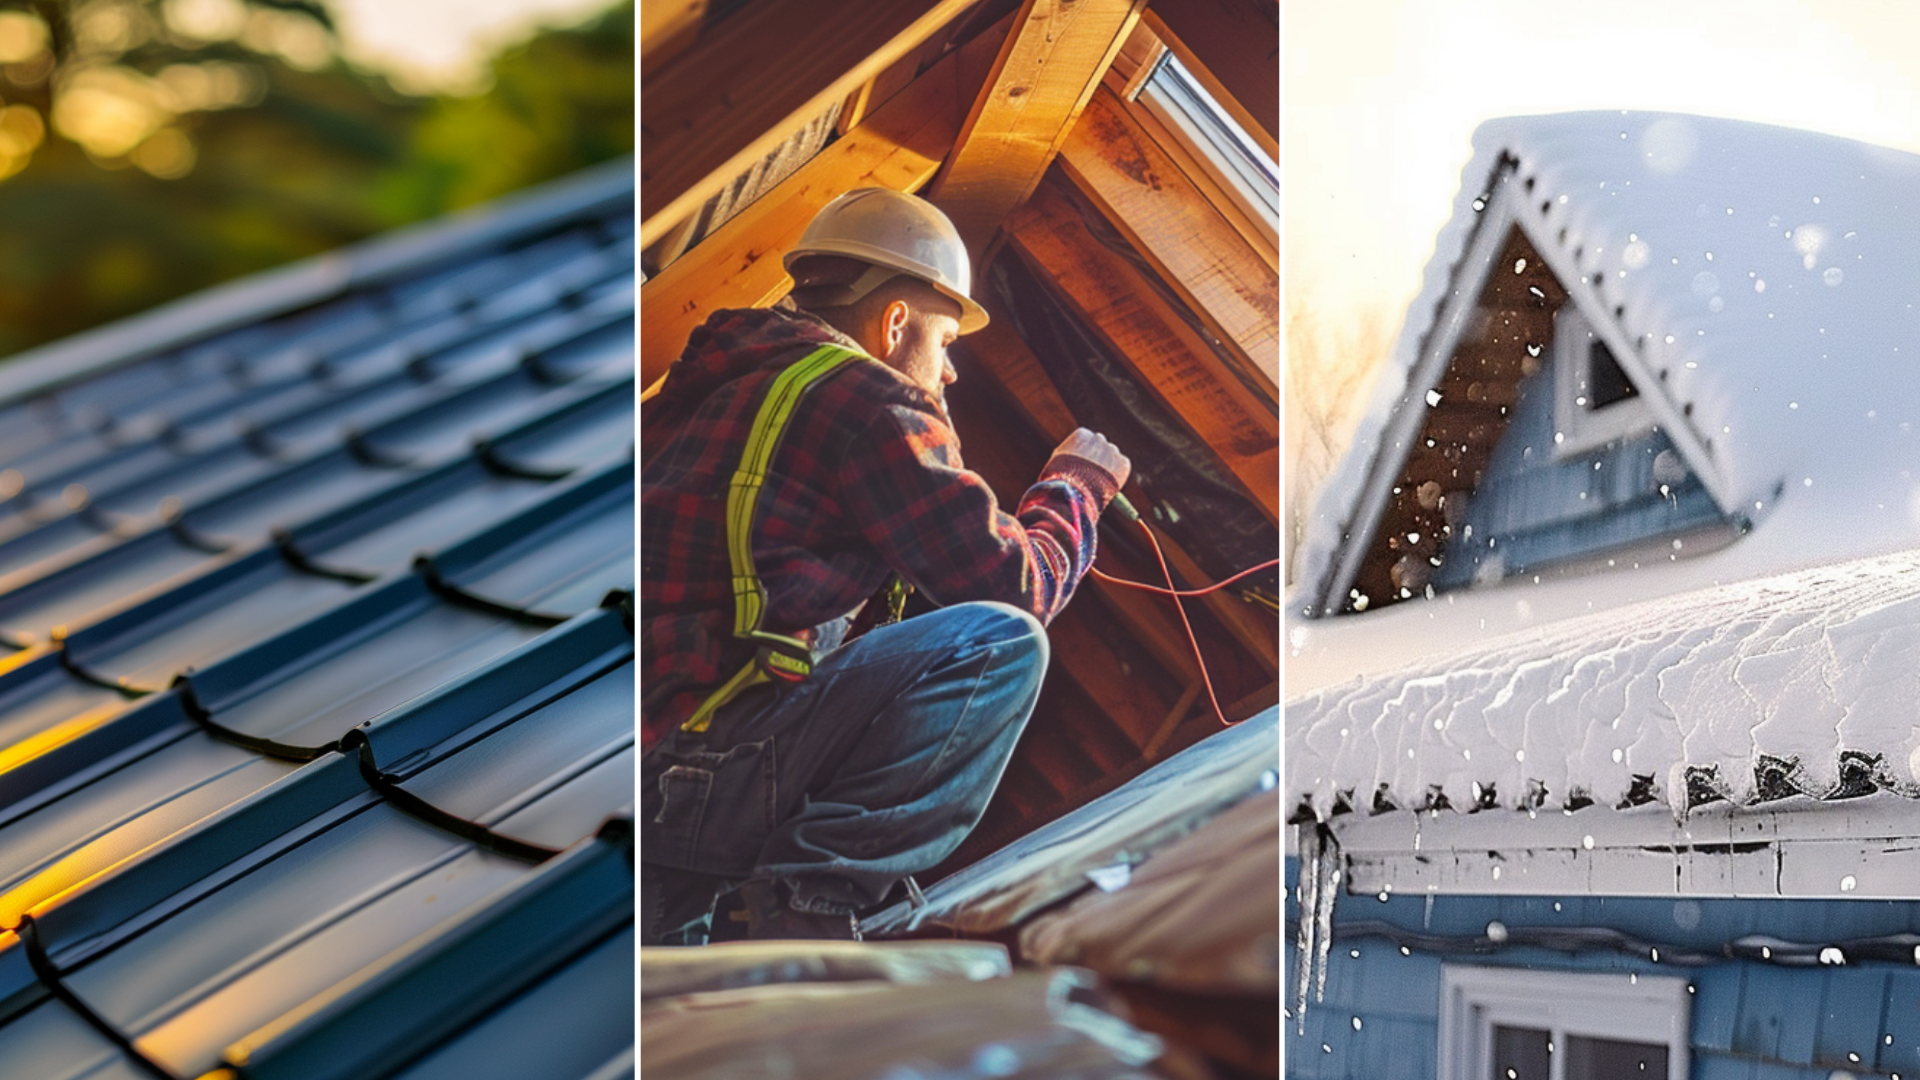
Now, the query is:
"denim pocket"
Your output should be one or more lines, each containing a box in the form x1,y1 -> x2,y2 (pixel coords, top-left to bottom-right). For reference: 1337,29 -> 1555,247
644,737 -> 778,874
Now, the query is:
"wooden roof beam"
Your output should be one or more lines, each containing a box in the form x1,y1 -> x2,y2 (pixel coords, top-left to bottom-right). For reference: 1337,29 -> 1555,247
640,14 -> 1014,391
1142,0 -> 1277,158
640,0 -> 980,247
1004,175 -> 1281,523
1059,84 -> 1277,396
640,0 -> 706,71
928,0 -> 1147,251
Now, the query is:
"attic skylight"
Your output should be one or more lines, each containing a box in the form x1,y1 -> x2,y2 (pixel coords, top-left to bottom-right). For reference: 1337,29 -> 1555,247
1134,51 -> 1277,237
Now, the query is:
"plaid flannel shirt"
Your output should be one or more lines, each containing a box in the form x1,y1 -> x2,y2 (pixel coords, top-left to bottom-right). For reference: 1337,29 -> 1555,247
640,306 -> 1116,750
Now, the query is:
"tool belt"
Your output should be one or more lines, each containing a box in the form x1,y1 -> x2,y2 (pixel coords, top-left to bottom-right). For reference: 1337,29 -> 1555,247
680,343 -> 869,734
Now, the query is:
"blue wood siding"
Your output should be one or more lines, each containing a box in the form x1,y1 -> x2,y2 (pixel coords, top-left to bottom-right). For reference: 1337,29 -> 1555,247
1285,858 -> 1920,1079
1432,350 -> 1726,590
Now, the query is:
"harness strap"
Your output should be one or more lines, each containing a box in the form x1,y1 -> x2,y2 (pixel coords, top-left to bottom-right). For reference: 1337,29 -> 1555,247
683,343 -> 862,733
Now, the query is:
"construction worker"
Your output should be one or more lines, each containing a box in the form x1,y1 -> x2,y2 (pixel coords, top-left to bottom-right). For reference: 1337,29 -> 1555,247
640,187 -> 1131,943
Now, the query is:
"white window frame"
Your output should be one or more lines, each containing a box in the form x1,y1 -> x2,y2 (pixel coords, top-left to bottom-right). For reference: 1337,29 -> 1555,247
1552,303 -> 1655,459
1439,965 -> 1689,1080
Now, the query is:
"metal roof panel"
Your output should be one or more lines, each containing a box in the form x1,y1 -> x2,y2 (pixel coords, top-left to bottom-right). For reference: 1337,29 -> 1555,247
494,746 -> 635,852
0,734 -> 293,924
123,844 -> 528,1076
62,803 -> 469,1032
389,924 -> 634,1080
214,827 -> 631,1080
0,162 -> 634,1079
0,998 -> 123,1080
399,661 -> 632,847
449,486 -> 633,617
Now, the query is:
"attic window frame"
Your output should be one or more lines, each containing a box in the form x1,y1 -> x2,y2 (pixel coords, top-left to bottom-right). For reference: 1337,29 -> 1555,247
1132,51 -> 1278,249
1439,966 -> 1690,1080
1551,303 -> 1655,459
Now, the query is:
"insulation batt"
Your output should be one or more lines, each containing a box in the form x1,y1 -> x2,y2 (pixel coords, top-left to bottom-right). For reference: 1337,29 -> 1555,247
1290,112 -> 1920,695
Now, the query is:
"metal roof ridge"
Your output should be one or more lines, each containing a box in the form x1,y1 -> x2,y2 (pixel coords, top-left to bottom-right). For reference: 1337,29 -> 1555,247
0,158 -> 635,409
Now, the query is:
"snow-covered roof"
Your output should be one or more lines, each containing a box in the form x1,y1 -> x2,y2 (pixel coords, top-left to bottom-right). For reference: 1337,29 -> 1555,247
1293,112 -> 1920,686
1287,544 -> 1920,824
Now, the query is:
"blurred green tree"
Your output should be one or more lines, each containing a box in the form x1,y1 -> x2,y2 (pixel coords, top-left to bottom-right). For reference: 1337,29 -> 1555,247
0,0 -> 632,358
378,0 -> 633,219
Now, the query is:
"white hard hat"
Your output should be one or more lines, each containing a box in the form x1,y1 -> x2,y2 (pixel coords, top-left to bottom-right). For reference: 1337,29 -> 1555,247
783,188 -> 989,333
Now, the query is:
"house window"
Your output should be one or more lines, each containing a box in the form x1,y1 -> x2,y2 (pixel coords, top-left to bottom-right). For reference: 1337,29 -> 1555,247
1439,966 -> 1689,1080
1552,304 -> 1653,457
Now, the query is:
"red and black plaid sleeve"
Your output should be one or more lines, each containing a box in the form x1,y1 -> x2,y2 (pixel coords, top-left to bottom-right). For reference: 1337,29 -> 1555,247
837,395 -> 1115,624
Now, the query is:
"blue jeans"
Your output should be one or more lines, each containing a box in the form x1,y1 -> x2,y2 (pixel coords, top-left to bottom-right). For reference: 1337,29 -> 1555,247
640,601 -> 1047,944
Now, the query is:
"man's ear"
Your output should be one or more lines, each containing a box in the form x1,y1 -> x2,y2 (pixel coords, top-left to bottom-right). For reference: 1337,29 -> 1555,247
883,299 -> 911,355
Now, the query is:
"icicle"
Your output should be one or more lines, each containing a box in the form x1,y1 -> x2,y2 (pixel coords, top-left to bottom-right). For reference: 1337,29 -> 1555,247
1313,830 -> 1339,1009
1293,826 -> 1321,1034
1293,825 -> 1345,1032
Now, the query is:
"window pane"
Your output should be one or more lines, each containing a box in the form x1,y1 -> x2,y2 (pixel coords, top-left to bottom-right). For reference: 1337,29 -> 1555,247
1492,1024 -> 1552,1080
1587,338 -> 1638,409
1566,1034 -> 1669,1080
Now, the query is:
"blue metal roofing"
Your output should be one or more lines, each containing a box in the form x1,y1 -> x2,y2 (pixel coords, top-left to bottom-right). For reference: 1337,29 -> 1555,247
0,160 -> 634,1080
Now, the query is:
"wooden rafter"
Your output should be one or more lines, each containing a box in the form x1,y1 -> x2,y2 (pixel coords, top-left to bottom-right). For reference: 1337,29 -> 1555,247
928,0 -> 1146,249
1059,84 -> 1277,395
1110,17 -> 1167,99
640,0 -> 979,247
1142,0 -> 1276,158
640,0 -> 706,70
639,14 -> 1014,392
1004,175 -> 1281,523
843,0 -> 1009,132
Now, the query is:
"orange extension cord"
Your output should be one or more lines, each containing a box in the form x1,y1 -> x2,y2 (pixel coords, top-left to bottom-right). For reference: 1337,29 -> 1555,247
1091,515 -> 1281,728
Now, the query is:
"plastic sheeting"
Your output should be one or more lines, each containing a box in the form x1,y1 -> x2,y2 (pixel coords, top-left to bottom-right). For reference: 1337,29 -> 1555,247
643,968 -> 1168,1080
864,707 -> 1278,937
1021,790 -> 1282,996
640,940 -> 1012,1001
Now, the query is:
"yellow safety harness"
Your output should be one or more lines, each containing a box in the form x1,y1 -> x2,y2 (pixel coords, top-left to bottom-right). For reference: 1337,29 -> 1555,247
681,343 -> 865,733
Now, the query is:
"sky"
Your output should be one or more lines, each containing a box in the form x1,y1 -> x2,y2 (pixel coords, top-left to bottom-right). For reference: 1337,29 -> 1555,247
327,0 -> 620,93
1284,0 -> 1920,340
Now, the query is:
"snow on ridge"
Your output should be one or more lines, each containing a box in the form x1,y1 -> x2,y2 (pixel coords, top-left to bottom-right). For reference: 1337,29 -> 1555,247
1292,111 -> 1920,618
1285,544 -> 1920,823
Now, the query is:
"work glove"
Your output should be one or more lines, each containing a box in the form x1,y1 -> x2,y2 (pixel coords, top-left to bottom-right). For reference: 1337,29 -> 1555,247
1047,427 -> 1131,491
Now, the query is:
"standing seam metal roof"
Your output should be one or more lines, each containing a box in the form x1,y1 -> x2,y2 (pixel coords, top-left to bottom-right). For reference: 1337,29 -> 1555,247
0,161 -> 635,1080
